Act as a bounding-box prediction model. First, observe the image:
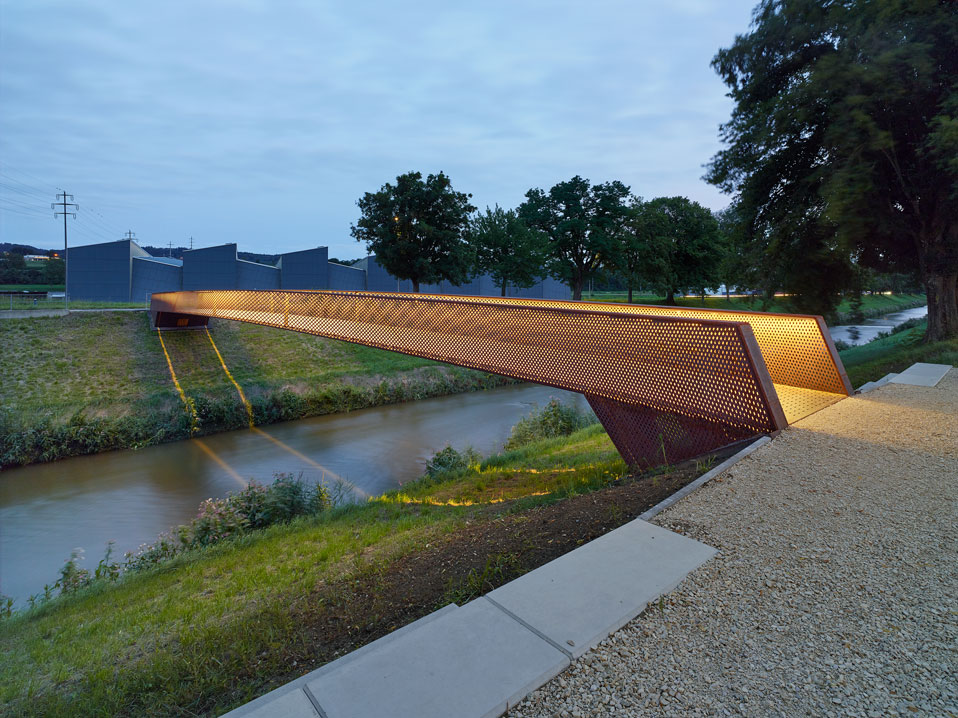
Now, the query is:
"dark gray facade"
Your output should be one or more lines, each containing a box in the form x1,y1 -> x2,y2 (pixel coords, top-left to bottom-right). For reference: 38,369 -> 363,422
278,247 -> 328,290
327,261 -> 365,291
183,244 -> 238,290
237,259 -> 280,290
67,240 -> 571,302
67,240 -> 149,301
132,256 -> 182,302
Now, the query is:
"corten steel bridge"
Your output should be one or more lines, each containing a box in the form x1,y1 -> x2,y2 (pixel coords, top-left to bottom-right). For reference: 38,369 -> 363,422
151,290 -> 852,468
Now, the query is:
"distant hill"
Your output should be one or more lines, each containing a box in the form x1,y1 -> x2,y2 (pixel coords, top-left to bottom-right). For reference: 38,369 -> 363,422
0,243 -> 53,256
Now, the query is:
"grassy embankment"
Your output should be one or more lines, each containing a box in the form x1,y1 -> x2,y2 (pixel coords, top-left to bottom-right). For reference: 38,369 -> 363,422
838,319 -> 958,387
0,418 -> 649,717
0,312 -> 514,468
587,291 -> 926,323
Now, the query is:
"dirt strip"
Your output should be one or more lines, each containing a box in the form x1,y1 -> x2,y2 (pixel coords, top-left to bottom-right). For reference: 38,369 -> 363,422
513,370 -> 957,718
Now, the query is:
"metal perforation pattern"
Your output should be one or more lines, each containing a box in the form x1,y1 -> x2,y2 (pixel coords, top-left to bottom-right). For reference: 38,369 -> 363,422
150,290 -> 846,467
272,291 -> 850,396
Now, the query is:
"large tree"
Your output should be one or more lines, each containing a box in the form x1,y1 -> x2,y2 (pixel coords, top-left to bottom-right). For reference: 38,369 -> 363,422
467,205 -> 546,296
351,171 -> 476,292
644,197 -> 723,304
610,197 -> 665,303
518,176 -> 630,300
707,0 -> 958,340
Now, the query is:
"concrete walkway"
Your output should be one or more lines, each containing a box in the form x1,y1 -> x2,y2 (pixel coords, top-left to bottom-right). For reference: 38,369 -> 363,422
222,364 -> 956,718
224,519 -> 717,718
516,366 -> 956,718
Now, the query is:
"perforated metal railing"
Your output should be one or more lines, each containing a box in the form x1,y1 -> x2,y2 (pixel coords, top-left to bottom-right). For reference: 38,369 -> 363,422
151,290 -> 849,468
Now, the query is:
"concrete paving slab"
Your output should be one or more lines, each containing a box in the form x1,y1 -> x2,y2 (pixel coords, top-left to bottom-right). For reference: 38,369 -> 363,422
889,362 -> 952,387
306,597 -> 569,718
229,689 -> 320,718
222,604 -> 459,717
486,519 -> 717,659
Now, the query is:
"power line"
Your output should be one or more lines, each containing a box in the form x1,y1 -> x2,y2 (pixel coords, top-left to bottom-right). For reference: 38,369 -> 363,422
0,204 -> 51,218
0,162 -> 58,192
52,191 -> 78,310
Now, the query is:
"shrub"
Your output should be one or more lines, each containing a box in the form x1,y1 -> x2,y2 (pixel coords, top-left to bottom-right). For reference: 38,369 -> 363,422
57,548 -> 92,595
424,446 -> 481,479
505,399 -> 596,450
49,474 -> 337,593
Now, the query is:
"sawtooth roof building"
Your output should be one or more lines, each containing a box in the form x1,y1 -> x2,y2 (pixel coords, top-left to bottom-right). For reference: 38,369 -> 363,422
66,240 -> 569,302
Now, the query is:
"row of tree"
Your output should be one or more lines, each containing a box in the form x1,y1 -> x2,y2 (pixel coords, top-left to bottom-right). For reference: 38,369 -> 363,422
353,0 -> 957,341
0,253 -> 65,285
705,0 -> 956,341
351,171 -> 729,303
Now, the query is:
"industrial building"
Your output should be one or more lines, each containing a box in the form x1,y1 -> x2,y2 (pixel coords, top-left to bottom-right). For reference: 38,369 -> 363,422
66,240 -> 569,302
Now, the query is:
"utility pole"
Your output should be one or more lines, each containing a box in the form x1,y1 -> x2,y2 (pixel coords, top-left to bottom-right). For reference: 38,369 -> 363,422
52,191 -> 78,311
189,235 -> 193,250
168,240 -> 173,257
124,230 -> 136,240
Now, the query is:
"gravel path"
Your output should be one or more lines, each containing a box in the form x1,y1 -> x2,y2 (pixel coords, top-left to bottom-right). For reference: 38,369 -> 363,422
513,370 -> 957,718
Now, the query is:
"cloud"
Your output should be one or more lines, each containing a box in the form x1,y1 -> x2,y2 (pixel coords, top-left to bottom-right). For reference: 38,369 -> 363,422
0,0 -> 756,255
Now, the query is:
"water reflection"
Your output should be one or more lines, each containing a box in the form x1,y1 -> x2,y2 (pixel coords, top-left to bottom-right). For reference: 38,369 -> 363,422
0,383 -> 587,603
829,305 -> 927,346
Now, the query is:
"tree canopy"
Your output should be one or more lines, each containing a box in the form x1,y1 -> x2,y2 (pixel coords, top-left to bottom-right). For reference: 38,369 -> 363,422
707,0 -> 958,339
642,197 -> 722,304
467,205 -> 546,296
351,171 -> 476,292
518,176 -> 630,300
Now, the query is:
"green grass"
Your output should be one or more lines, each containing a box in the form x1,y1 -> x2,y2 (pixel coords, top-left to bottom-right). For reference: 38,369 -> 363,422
0,313 -> 511,467
0,295 -> 148,310
586,291 -> 926,322
838,320 -> 958,387
0,424 -> 623,717
0,284 -> 64,292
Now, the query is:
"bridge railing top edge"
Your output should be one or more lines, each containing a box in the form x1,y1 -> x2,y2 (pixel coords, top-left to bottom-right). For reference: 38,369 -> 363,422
150,289 -> 828,324
149,290 -> 763,331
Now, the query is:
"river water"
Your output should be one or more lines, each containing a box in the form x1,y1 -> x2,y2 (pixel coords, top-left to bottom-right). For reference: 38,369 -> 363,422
0,383 -> 587,604
828,305 -> 927,346
1,304 -> 927,604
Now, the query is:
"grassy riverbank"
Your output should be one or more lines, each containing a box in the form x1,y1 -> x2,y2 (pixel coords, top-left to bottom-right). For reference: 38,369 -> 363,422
838,319 -> 958,388
0,412 -> 730,718
588,291 -> 926,323
0,312 -> 514,468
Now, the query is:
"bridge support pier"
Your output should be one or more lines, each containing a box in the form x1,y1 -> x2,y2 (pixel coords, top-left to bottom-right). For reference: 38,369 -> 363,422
151,311 -> 210,330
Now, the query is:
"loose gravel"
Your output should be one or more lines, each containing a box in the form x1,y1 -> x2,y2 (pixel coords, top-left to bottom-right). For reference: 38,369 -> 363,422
512,370 -> 957,718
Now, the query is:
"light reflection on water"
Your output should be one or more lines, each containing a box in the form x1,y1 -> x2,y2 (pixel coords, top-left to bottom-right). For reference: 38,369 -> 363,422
0,383 -> 587,604
829,305 -> 927,346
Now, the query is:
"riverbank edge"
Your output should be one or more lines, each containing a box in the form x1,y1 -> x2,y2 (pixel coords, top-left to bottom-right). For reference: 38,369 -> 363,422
0,421 -> 732,717
0,367 -> 521,470
833,294 -> 926,324
0,293 -> 926,470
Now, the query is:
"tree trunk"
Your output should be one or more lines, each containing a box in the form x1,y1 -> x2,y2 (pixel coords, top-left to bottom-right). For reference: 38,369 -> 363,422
572,277 -> 583,301
412,278 -> 420,293
725,284 -> 730,301
924,270 -> 958,342
665,288 -> 675,305
501,281 -> 507,297
627,285 -> 633,303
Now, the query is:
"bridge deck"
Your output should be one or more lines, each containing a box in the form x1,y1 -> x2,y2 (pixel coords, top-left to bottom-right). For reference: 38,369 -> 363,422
150,290 -> 850,467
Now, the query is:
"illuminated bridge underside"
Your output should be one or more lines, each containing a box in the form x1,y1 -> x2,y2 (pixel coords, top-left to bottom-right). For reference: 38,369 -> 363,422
151,290 -> 851,468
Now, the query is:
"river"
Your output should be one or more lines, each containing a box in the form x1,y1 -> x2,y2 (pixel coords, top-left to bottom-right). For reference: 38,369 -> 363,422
0,383 -> 587,604
1,304 -> 927,604
828,305 -> 927,346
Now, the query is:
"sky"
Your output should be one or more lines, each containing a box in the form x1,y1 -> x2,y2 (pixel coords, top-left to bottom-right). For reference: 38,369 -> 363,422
0,0 -> 758,259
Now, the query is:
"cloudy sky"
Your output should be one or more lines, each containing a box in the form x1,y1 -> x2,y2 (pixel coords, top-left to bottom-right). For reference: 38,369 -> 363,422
1,0 -> 757,258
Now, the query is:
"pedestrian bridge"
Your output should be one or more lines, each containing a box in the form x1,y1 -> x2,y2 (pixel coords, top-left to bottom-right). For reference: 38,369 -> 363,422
151,290 -> 851,468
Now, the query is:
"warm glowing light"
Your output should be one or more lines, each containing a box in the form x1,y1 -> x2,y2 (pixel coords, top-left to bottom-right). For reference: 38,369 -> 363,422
151,290 -> 851,467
